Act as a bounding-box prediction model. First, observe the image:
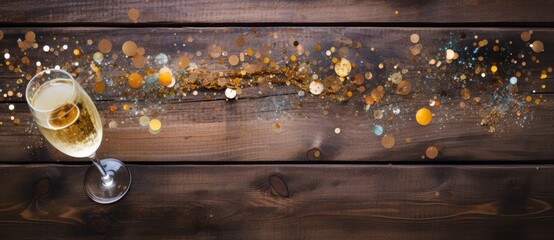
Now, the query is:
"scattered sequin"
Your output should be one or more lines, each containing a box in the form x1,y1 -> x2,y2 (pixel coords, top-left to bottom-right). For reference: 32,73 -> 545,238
373,125 -> 383,136
309,81 -> 324,95
416,108 -> 432,126
381,135 -> 395,149
149,119 -> 161,131
225,88 -> 237,99
426,146 -> 439,159
139,116 -> 150,126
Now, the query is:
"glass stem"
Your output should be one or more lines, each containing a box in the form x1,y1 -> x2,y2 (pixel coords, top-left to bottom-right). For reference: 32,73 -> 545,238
89,152 -> 114,186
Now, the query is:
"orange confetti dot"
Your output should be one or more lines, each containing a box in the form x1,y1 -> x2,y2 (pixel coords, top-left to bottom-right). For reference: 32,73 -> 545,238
110,105 -> 117,112
128,73 -> 143,88
158,72 -> 172,86
93,82 -> 106,94
416,107 -> 433,126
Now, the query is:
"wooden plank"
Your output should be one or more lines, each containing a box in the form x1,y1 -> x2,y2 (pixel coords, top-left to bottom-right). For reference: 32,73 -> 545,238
1,0 -> 554,24
0,27 -> 553,162
1,94 -> 553,162
1,164 -> 554,239
1,27 -> 552,101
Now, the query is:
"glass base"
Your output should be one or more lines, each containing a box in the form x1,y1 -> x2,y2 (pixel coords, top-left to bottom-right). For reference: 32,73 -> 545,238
84,158 -> 131,204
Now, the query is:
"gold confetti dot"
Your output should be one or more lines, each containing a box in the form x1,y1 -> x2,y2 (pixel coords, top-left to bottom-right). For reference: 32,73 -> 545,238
334,58 -> 352,77
445,49 -> 455,60
532,40 -> 544,53
93,82 -> 106,93
416,108 -> 432,126
229,55 -> 239,66
426,146 -> 439,159
98,39 -> 112,53
491,65 -> 498,73
521,31 -> 532,42
128,73 -> 143,88
410,33 -> 420,44
460,88 -> 471,100
177,55 -> 190,69
381,135 -> 395,149
128,8 -> 140,23
290,55 -> 297,61
25,31 -> 36,42
122,41 -> 138,56
149,119 -> 161,131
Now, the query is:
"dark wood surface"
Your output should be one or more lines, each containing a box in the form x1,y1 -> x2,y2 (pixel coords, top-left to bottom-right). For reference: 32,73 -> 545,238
1,0 -> 554,25
0,27 -> 552,162
1,164 -> 554,239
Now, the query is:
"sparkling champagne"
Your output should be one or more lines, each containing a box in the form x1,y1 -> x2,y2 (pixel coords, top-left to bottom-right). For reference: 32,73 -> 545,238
31,78 -> 103,158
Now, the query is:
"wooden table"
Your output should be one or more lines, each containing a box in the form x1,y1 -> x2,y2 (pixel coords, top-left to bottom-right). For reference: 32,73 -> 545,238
1,1 -> 554,239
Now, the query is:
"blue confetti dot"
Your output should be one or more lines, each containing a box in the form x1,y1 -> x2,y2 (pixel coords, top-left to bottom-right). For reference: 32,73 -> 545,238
373,125 -> 383,136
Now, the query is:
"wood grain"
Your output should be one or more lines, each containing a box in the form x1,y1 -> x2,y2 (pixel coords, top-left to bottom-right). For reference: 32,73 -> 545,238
1,164 -> 554,239
0,27 -> 552,162
1,93 -> 553,162
0,27 -> 552,99
1,0 -> 554,25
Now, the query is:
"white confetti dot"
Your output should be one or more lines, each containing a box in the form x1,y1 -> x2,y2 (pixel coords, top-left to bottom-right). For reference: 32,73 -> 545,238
8,104 -> 14,110
36,61 -> 41,67
62,45 -> 68,50
4,53 -> 10,59
43,45 -> 50,52
334,128 -> 341,134
510,77 -> 518,85
309,81 -> 324,95
225,88 -> 237,99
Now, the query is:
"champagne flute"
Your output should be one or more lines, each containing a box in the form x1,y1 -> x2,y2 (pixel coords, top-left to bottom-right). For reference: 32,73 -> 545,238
26,69 -> 131,204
